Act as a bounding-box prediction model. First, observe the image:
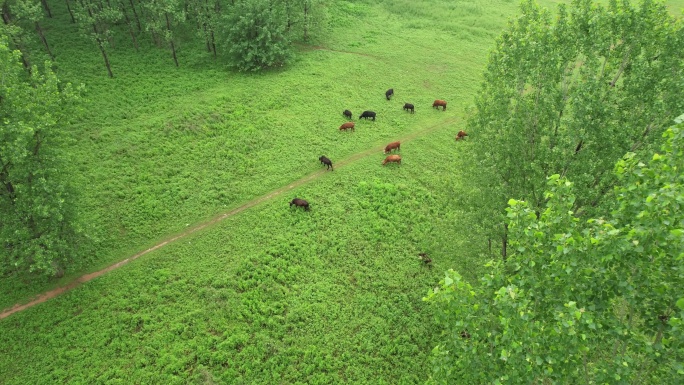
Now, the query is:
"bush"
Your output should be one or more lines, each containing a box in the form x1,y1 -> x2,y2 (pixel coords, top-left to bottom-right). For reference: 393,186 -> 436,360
223,0 -> 293,72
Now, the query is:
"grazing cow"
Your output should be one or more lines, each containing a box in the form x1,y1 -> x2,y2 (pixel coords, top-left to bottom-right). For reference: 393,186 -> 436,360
319,156 -> 333,171
290,198 -> 310,211
432,99 -> 447,110
339,122 -> 355,132
382,154 -> 402,166
343,109 -> 352,119
418,253 -> 432,267
359,111 -> 376,121
403,103 -> 415,113
455,130 -> 468,141
385,88 -> 394,100
384,141 -> 401,154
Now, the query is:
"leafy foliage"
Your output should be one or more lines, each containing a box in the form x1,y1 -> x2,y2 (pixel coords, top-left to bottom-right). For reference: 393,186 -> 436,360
71,0 -> 122,77
222,0 -> 293,71
0,38 -> 84,276
466,0 -> 684,252
426,123 -> 684,383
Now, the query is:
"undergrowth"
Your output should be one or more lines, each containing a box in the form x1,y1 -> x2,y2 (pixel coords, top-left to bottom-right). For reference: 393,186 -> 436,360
2,0 -> 683,383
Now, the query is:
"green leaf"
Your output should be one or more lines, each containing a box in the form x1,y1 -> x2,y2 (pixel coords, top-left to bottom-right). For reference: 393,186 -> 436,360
677,298 -> 684,310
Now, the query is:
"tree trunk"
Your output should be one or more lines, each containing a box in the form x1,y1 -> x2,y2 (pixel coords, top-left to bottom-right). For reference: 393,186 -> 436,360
1,1 -> 10,24
202,21 -> 210,52
151,30 -> 161,47
0,161 -> 16,201
1,5 -> 31,70
210,30 -> 216,57
96,37 -> 114,77
40,0 -> 52,17
65,0 -> 76,23
169,40 -> 178,67
129,0 -> 141,32
35,22 -> 54,58
128,26 -> 139,50
502,222 -> 508,261
303,1 -> 309,40
2,2 -> 31,70
165,13 -> 178,67
120,1 -> 130,24
119,2 -> 138,50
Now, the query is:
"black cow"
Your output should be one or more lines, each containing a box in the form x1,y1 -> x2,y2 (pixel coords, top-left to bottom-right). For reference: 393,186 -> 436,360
343,109 -> 352,119
385,88 -> 394,100
319,156 -> 333,171
403,103 -> 415,113
359,110 -> 376,121
290,198 -> 310,211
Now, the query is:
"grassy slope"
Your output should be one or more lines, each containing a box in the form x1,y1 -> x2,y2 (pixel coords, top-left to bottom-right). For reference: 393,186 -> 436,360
0,0 -> 513,307
1,0 -> 683,383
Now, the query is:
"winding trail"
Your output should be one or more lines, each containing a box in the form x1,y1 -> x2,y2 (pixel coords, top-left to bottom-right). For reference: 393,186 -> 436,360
0,116 -> 459,320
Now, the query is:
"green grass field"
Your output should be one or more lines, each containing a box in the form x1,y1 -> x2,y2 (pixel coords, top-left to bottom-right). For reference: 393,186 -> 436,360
1,0 -> 683,383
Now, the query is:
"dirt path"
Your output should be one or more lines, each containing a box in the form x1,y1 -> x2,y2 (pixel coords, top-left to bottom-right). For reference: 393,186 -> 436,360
0,117 -> 459,320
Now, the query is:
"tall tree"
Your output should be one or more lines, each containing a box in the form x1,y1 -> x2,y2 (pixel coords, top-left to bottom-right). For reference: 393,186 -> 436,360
465,0 -> 684,258
118,0 -> 138,50
11,0 -> 53,58
2,0 -> 58,66
426,122 -> 684,383
279,0 -> 322,41
72,0 -> 122,77
187,0 -> 219,57
0,38 -> 85,277
141,0 -> 184,66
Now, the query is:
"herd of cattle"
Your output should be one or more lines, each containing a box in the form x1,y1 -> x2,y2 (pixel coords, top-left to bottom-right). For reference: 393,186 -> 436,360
289,89 -> 468,212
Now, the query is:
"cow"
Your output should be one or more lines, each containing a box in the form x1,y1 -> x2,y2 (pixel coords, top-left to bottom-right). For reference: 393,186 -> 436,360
455,130 -> 468,141
319,156 -> 333,171
382,154 -> 402,166
418,253 -> 432,267
359,111 -> 376,121
290,198 -> 310,211
385,88 -> 394,100
343,109 -> 352,119
432,99 -> 447,110
384,141 -> 401,154
403,103 -> 415,113
339,122 -> 355,132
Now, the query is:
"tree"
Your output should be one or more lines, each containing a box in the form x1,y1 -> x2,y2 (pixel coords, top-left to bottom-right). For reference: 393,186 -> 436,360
425,122 -> 684,383
0,0 -> 53,70
466,0 -> 684,258
141,0 -> 184,67
187,0 -> 220,57
72,0 -> 122,77
223,0 -> 292,71
280,0 -> 323,41
11,0 -> 53,58
0,38 -> 85,277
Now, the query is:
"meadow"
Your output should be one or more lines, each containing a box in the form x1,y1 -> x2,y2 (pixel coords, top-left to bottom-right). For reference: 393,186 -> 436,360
1,0 -> 683,383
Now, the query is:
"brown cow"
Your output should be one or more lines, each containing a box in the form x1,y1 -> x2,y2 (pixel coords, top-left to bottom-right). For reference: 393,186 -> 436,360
384,141 -> 401,154
339,122 -> 355,132
290,198 -> 310,211
418,253 -> 432,268
455,130 -> 468,141
382,154 -> 402,166
432,99 -> 447,111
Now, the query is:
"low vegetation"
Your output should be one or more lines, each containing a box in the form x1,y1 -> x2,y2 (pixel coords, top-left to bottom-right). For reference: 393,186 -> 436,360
1,0 -> 683,383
